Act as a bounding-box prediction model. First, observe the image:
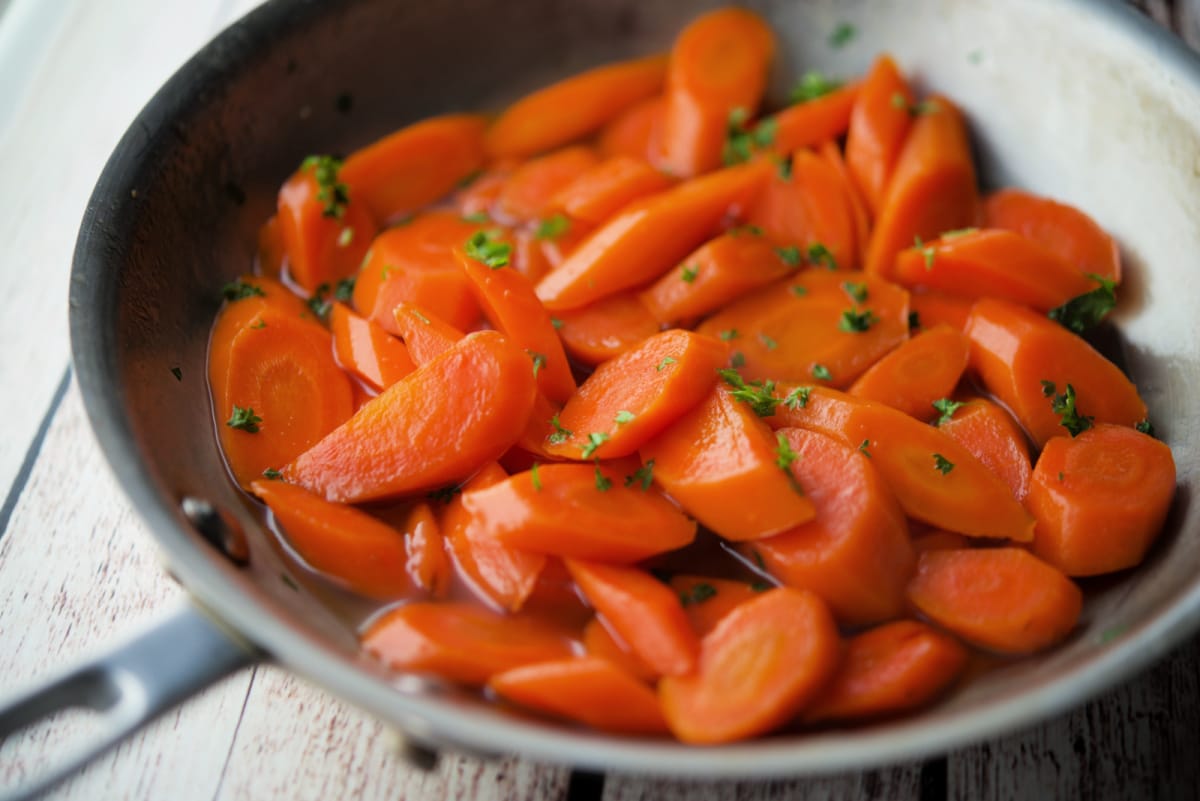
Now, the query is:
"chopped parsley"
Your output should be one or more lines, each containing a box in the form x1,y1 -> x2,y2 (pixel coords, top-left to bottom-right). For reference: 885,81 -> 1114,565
336,227 -> 354,248
306,283 -> 333,319
730,351 -> 746,368
842,281 -> 869,303
829,22 -> 856,48
750,580 -> 771,593
776,246 -> 802,267
1048,382 -> 1094,437
427,484 -> 463,504
680,264 -> 699,283
301,155 -> 349,218
718,368 -> 779,417
222,280 -> 265,301
722,108 -> 778,165
914,235 -> 935,269
530,463 -> 543,492
729,224 -> 764,238
719,329 -> 739,342
891,94 -> 940,116
783,386 -> 812,410
1048,274 -> 1118,334
581,432 -> 611,459
550,317 -> 564,330
941,227 -> 978,240
932,398 -> 966,427
812,363 -> 832,381
250,319 -> 267,330
1136,419 -> 1156,437
908,310 -> 921,331
526,349 -> 547,378
775,155 -> 793,180
334,277 -> 355,302
807,242 -> 838,270
790,285 -> 809,297
548,414 -> 572,445
262,468 -> 282,480
751,548 -> 767,571
679,583 -> 717,606
461,211 -> 491,224
170,367 -> 182,381
594,466 -> 613,492
933,454 -> 955,474
858,439 -> 871,458
839,308 -> 879,333
1041,379 -> 1058,398
226,406 -> 262,433
626,459 -> 655,491
758,332 -> 779,350
790,71 -> 841,103
614,410 -> 636,425
464,230 -> 511,269
656,356 -> 678,372
775,432 -> 800,472
535,214 -> 571,241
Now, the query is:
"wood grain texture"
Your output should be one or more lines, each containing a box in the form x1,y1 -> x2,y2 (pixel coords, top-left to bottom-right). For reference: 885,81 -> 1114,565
602,766 -> 925,801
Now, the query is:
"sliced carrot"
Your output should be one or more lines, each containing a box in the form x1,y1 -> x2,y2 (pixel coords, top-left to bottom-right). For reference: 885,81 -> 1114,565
909,289 -> 973,332
403,501 -> 451,597
489,657 -> 669,735
845,55 -> 915,215
285,331 -> 537,502
642,386 -> 816,541
566,559 -> 699,677
461,463 -> 696,563
457,250 -> 576,404
911,530 -> 970,553
817,140 -> 872,267
907,548 -> 1082,654
746,427 -> 913,626
804,620 -> 968,723
766,384 -> 861,437
658,587 -> 840,744
487,54 -> 668,159
938,397 -> 1033,502
256,215 -> 286,278
341,114 -> 487,224
454,159 -> 519,218
765,82 -> 861,155
964,298 -> 1147,447
598,96 -> 663,161
669,576 -> 763,637
553,292 -> 662,367
495,146 -> 600,224
520,557 -> 595,630
848,324 -> 969,421
695,270 -> 910,388
535,160 -> 770,310
984,188 -> 1122,283
544,329 -> 727,460
390,301 -> 465,366
582,618 -> 659,682
361,601 -> 575,686
329,302 -> 415,391
638,231 -> 799,324
277,159 -> 376,293
551,155 -> 675,225
658,7 -> 775,176
251,479 -> 409,599
1028,424 -> 1175,576
864,96 -> 978,279
507,229 -> 551,285
892,229 -> 1095,312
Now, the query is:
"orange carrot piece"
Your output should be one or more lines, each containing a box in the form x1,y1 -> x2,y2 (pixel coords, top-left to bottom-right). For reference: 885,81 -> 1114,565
964,298 -> 1147,447
553,292 -> 662,367
817,140 -> 872,268
765,82 -> 861,155
911,530 -> 970,552
804,620 -> 968,723
638,231 -> 799,324
846,55 -> 915,215
746,427 -> 913,626
285,331 -> 537,503
544,329 -> 727,460
251,480 -> 408,599
848,324 -> 969,421
669,576 -> 762,637
454,159 -> 519,218
403,501 -> 451,597
909,289 -> 973,333
641,387 -> 816,541
766,384 -> 861,437
907,548 -> 1082,654
277,160 -> 376,293
512,228 -> 555,284
361,601 -> 575,686
461,463 -> 696,563
489,657 -> 669,735
390,301 -> 465,366
551,155 -> 675,225
329,302 -> 415,391
984,188 -> 1122,283
496,146 -> 600,224
658,587 -> 840,744
341,114 -> 488,224
598,96 -> 663,161
938,397 -> 1033,502
582,617 -> 659,683
487,54 -> 669,159
658,7 -> 775,176
893,229 -> 1095,312
535,161 -> 770,310
864,96 -> 978,279
695,270 -> 910,388
1028,424 -> 1175,576
256,215 -> 286,278
566,559 -> 699,677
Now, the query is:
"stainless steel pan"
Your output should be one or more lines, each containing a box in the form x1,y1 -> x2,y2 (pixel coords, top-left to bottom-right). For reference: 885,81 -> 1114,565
3,0 -> 1199,797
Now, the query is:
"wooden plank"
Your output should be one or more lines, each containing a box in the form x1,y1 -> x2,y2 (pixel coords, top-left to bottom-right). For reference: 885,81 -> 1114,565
602,765 -> 926,801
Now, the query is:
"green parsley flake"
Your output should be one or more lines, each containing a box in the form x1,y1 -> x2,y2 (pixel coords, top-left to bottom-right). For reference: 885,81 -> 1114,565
334,276 -> 355,302
1041,379 -> 1058,398
932,398 -> 966,427
626,459 -> 655,491
680,264 -> 699,283
775,432 -> 800,472
1048,273 -> 1118,334
337,227 -> 354,248
750,580 -> 771,592
307,284 -> 333,319
718,368 -> 779,417
722,108 -> 779,166
719,329 -> 739,342
829,22 -> 856,48
807,242 -> 838,270
783,386 -> 811,410
933,453 -> 955,474
941,227 -> 978,240
250,319 -> 267,330
858,439 -> 871,458
227,405 -> 262,433
461,211 -> 491,224
581,432 -> 611,459
170,366 -> 183,381
908,310 -> 921,331
776,246 -> 802,267
594,466 -> 612,492
535,214 -> 571,241
790,71 -> 841,103
790,285 -> 809,297
758,332 -> 779,351
679,583 -> 717,606
812,363 -> 832,381
262,468 -> 283,480
731,351 -> 746,368
775,155 -> 793,181
1136,419 -> 1156,437
222,281 -> 265,301
530,463 -> 543,492
842,281 -> 869,303
526,349 -> 547,378
656,356 -> 678,372
301,155 -> 349,218
1049,383 -> 1094,437
615,410 -> 636,425
839,308 -> 879,333
914,235 -> 935,270
550,317 -> 564,330
427,484 -> 463,504
729,224 -> 764,238
548,414 -> 573,445
751,548 -> 767,571
464,230 -> 511,269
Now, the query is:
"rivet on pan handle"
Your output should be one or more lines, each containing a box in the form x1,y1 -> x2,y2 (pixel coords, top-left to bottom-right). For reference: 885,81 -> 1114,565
0,603 -> 256,801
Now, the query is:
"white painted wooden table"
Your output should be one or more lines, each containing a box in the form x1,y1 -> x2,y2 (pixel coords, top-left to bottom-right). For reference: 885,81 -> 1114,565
0,1 -> 1197,799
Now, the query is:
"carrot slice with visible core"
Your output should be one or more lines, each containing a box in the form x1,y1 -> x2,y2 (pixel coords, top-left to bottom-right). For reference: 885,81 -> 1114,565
938,397 -> 1032,502
984,188 -> 1121,283
848,324 -> 969,421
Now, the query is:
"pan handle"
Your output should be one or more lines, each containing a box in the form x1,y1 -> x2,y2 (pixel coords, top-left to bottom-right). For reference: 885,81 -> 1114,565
0,601 -> 257,801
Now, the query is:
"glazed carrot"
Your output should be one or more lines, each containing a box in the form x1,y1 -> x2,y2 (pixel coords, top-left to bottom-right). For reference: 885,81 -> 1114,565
765,384 -> 861,437
1028,424 -> 1175,576
551,156 -> 675,225
329,302 -> 415,391
496,146 -> 600,224
285,331 -> 537,503
544,329 -> 727,459
256,215 -> 286,278
250,480 -> 408,600
893,229 -> 1095,312
513,228 -> 555,284
765,82 -> 861,155
658,588 -> 840,744
642,387 -> 816,541
964,298 -> 1147,447
352,211 -> 484,334
911,530 -> 970,552
845,55 -> 915,214
583,618 -> 659,682
487,54 -> 669,159
490,657 -> 669,735
535,160 -> 770,310
848,324 -> 969,421
442,462 -> 547,612
909,289 -> 973,332
804,620 -> 968,723
746,427 -> 913,626
658,7 -> 775,176
457,250 -> 576,404
984,188 -> 1122,283
361,601 -> 575,686
403,501 -> 451,597
219,311 -> 354,487
907,548 -> 1082,654
553,292 -> 662,367
864,96 -> 978,279
566,559 -> 699,677
638,231 -> 799,324
341,114 -> 487,224
461,463 -> 697,563
938,397 -> 1033,502
277,157 -> 376,292
669,576 -> 763,637
390,301 -> 464,366
695,270 -> 910,388
520,557 -> 595,629
597,96 -> 663,161
817,140 -> 872,267
454,159 -> 519,218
